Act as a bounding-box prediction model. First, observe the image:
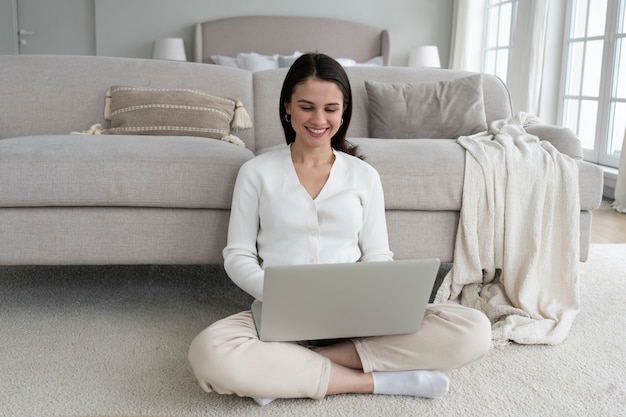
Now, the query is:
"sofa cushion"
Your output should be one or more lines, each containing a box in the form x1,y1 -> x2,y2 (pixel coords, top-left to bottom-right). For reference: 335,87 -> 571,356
352,138 -> 465,211
103,86 -> 251,142
351,138 -> 601,212
364,75 -> 488,139
0,135 -> 254,209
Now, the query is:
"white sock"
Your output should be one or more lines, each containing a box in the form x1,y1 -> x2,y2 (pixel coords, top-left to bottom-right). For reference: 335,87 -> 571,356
372,370 -> 450,399
253,397 -> 276,406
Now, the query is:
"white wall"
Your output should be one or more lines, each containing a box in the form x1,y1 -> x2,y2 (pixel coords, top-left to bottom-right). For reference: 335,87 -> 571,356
94,0 -> 454,67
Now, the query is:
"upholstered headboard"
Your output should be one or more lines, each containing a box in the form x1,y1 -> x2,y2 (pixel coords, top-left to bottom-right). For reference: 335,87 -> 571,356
193,16 -> 391,66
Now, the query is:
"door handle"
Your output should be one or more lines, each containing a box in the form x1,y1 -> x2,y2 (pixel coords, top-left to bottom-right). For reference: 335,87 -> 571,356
18,29 -> 34,36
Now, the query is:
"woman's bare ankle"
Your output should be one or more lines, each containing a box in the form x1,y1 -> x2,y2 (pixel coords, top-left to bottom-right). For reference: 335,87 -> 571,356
325,363 -> 374,395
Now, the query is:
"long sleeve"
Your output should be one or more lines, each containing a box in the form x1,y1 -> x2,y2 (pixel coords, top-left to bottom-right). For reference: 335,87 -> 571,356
223,160 -> 265,301
222,146 -> 393,302
359,168 -> 394,262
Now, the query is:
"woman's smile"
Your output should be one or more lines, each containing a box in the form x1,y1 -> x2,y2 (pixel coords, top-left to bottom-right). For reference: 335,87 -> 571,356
306,126 -> 329,137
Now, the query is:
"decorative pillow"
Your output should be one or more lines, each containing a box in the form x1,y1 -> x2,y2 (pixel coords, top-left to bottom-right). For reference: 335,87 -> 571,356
103,86 -> 252,146
364,75 -> 488,139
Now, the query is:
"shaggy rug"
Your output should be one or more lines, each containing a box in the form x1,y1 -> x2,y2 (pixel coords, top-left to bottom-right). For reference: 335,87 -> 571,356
1,244 -> 624,417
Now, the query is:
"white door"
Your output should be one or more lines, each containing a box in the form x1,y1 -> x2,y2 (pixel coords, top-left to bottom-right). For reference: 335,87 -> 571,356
16,0 -> 95,55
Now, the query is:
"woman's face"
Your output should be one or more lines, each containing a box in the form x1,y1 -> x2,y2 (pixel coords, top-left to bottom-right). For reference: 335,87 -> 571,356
285,77 -> 344,150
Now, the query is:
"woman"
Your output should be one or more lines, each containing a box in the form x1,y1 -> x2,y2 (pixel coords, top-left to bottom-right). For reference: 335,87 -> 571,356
188,53 -> 491,406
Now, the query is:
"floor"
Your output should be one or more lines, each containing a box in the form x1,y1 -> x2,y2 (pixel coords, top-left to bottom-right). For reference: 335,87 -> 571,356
591,200 -> 626,244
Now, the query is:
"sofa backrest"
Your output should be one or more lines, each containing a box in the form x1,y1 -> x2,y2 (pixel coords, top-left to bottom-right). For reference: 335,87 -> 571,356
0,55 -> 256,149
251,69 -> 289,152
252,66 -> 513,153
1,55 -> 513,155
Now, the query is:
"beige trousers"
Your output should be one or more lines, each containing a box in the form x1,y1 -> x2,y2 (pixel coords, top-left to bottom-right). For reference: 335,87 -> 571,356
188,303 -> 491,400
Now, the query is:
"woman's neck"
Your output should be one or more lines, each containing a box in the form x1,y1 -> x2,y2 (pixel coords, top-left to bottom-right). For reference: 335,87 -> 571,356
290,142 -> 335,167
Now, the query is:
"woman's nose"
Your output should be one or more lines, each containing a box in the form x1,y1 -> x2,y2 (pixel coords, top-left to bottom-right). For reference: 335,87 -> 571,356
311,110 -> 325,124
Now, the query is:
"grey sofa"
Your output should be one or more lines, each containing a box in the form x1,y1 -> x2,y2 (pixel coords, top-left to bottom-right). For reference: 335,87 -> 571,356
0,55 -> 603,265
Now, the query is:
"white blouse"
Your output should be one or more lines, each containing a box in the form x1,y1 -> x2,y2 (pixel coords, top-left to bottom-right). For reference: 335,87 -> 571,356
223,145 -> 394,301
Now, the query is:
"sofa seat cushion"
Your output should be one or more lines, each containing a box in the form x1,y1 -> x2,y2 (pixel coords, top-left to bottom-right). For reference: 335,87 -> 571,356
352,138 -> 602,212
0,135 -> 254,209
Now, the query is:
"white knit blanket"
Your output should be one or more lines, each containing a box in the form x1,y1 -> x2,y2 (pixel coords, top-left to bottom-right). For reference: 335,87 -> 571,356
435,113 -> 581,345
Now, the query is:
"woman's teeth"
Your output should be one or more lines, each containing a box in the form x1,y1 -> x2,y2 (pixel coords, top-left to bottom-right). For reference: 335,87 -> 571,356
308,127 -> 326,135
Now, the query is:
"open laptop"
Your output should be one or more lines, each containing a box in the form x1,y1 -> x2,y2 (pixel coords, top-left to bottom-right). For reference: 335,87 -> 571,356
251,259 -> 440,342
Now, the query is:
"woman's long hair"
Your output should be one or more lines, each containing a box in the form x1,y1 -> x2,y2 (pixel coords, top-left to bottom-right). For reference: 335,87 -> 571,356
279,52 -> 362,158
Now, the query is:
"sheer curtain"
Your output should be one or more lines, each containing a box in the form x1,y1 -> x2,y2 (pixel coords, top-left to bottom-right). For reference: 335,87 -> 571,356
449,0 -> 486,72
506,0 -> 549,115
612,129 -> 626,213
450,0 -> 549,115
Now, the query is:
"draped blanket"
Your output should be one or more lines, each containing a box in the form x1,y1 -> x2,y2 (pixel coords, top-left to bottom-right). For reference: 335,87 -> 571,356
435,113 -> 581,345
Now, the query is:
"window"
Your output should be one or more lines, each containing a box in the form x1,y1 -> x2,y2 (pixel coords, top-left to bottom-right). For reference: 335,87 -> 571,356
561,0 -> 625,168
483,0 -> 518,83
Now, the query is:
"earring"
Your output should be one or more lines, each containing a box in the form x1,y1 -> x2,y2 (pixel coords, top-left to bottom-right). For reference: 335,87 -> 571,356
341,118 -> 344,125
284,114 -> 291,123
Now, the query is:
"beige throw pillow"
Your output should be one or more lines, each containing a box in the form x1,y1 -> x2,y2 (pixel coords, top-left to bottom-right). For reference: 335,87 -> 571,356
364,75 -> 488,139
103,86 -> 252,145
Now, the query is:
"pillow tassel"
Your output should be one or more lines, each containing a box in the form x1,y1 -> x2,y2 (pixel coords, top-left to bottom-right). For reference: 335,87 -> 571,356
221,134 -> 246,147
104,88 -> 112,120
71,123 -> 103,135
231,100 -> 253,130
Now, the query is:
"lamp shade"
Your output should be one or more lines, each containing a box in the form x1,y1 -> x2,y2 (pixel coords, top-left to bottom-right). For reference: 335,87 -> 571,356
408,45 -> 441,68
152,38 -> 187,61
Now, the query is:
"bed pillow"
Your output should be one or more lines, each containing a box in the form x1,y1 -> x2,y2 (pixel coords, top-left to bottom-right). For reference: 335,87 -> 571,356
235,52 -> 279,71
278,51 -> 303,68
210,55 -> 240,68
211,53 -> 279,71
354,56 -> 384,67
364,74 -> 488,139
102,86 -> 252,145
337,56 -> 384,67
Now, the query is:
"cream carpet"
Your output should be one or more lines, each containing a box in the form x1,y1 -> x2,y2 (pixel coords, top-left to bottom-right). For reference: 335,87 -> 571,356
1,244 -> 625,417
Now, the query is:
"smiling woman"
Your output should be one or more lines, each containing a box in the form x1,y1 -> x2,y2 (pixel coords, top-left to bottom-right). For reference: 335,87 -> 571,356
187,52 -> 492,407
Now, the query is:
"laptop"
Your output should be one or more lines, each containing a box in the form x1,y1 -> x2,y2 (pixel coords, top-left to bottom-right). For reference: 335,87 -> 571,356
251,258 -> 440,342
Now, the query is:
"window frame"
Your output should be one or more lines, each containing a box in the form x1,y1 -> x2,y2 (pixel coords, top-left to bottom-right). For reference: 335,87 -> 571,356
558,0 -> 624,168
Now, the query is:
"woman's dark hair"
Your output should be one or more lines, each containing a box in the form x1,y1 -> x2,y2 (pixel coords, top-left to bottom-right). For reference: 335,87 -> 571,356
279,52 -> 362,158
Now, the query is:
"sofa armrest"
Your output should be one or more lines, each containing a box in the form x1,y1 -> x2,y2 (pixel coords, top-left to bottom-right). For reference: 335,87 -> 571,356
525,124 -> 583,160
